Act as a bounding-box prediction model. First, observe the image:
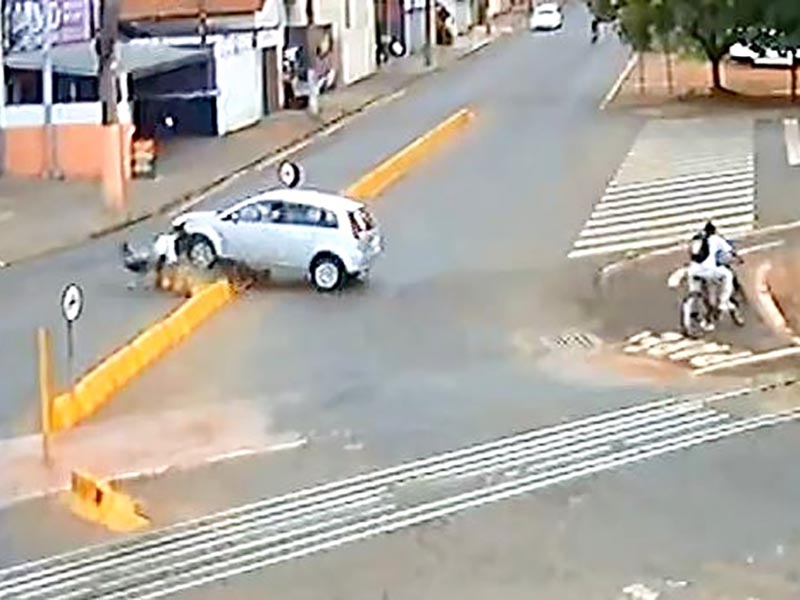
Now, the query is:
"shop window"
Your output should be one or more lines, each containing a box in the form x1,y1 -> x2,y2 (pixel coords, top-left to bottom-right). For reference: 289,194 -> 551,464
55,75 -> 99,103
7,70 -> 42,104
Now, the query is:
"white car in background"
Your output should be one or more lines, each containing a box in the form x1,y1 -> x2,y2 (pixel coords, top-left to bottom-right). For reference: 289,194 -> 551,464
729,40 -> 800,67
172,188 -> 383,292
529,2 -> 563,31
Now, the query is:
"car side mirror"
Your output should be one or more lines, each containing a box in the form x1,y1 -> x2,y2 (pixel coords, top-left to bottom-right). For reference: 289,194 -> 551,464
224,212 -> 240,223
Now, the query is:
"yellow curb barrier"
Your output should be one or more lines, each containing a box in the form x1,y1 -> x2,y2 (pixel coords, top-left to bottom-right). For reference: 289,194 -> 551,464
68,471 -> 149,532
344,108 -> 475,200
51,392 -> 75,431
50,279 -> 235,432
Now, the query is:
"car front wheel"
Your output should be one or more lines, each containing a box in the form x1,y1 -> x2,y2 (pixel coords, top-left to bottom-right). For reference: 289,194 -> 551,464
187,235 -> 217,270
310,255 -> 344,292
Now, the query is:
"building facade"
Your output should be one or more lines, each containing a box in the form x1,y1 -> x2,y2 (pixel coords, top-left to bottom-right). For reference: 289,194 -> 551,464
0,0 -> 285,178
286,0 -> 376,87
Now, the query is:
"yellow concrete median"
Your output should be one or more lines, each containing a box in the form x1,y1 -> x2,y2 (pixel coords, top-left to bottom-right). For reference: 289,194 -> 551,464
50,280 -> 235,432
68,470 -> 149,532
344,108 -> 475,200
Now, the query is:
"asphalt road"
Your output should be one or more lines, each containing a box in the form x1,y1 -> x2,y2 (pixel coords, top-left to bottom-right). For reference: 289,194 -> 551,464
4,1 -> 800,597
96,3 -> 664,486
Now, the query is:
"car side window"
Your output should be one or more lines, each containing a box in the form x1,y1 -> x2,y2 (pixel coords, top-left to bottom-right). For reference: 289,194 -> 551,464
259,201 -> 287,224
238,203 -> 262,223
320,209 -> 338,228
282,203 -> 339,228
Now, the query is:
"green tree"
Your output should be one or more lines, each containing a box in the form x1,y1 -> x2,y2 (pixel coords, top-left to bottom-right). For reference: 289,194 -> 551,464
616,0 -> 658,93
651,0 -> 677,94
746,1 -> 800,100
586,0 -> 619,23
587,0 -> 765,92
668,0 -> 763,91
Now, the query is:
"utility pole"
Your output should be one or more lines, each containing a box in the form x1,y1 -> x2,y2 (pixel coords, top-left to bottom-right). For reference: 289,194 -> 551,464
43,0 -> 61,178
97,0 -> 127,212
198,0 -> 208,45
423,0 -> 432,67
97,0 -> 120,125
305,0 -> 319,116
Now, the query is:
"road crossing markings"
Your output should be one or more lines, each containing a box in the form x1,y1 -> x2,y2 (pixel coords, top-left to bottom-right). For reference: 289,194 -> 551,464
693,345 -> 800,376
604,164 -> 754,194
569,120 -> 756,259
591,194 -> 754,223
572,214 -> 754,250
2,386 -> 798,599
580,206 -> 755,238
622,330 -> 758,372
784,118 -> 800,166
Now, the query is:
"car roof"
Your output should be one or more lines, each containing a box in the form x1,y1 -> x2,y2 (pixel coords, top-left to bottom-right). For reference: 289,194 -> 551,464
234,188 -> 365,213
535,2 -> 559,10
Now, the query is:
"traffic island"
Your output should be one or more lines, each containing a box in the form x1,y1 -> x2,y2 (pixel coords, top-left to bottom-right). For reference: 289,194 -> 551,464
591,231 -> 800,379
759,245 -> 800,341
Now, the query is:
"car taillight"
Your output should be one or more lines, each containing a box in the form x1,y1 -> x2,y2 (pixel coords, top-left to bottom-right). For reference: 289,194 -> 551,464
348,212 -> 362,239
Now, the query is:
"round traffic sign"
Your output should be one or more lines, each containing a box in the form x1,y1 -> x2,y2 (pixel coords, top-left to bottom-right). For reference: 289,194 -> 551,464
389,39 -> 406,58
278,160 -> 303,189
61,283 -> 84,323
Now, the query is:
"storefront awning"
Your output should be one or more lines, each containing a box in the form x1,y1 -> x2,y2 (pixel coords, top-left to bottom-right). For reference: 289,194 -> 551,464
5,43 -> 210,79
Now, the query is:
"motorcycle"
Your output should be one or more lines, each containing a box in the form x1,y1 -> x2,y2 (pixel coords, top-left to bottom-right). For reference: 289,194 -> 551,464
680,259 -> 746,339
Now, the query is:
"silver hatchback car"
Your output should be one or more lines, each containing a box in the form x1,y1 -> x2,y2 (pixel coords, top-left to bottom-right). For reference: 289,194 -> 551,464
172,188 -> 383,292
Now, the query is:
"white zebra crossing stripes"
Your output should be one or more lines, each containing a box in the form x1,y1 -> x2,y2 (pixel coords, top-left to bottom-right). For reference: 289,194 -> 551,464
622,330 -> 754,371
784,118 -> 800,166
1,386 -> 798,599
569,119 -> 756,259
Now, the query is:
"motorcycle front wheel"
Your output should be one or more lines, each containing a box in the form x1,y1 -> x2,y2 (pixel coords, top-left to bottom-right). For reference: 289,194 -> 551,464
681,293 -> 709,339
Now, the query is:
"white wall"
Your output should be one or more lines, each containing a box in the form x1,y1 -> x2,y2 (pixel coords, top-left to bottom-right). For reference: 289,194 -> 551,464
339,26 -> 375,84
1,101 -> 136,128
443,0 -> 472,34
215,43 -> 263,135
317,0 -> 376,85
285,0 -> 315,25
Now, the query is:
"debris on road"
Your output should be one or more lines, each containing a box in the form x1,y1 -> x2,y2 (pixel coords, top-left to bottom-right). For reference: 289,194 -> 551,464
621,582 -> 660,600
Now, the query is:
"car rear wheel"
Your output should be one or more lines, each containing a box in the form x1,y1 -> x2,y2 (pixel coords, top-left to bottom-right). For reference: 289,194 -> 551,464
187,235 -> 217,270
310,255 -> 344,292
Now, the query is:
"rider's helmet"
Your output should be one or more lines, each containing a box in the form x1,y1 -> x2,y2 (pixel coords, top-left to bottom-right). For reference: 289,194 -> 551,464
703,221 -> 716,236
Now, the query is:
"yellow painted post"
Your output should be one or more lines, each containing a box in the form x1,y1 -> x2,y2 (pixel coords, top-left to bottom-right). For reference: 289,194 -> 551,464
37,327 -> 54,464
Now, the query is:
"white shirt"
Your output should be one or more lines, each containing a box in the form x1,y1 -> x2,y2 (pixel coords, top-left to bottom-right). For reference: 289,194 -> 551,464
700,233 -> 733,269
153,233 -> 179,264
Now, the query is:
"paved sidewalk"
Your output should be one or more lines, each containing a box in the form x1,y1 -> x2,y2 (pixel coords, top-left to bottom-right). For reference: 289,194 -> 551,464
0,12 -> 523,267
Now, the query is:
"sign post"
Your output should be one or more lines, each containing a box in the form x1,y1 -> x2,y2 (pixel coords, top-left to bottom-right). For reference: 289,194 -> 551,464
37,327 -> 54,463
60,283 -> 84,385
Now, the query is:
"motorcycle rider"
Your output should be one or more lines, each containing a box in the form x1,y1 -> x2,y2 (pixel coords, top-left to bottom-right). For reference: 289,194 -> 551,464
687,221 -> 738,323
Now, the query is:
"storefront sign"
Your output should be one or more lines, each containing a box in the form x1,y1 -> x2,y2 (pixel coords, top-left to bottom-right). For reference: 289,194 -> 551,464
3,0 -> 93,53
